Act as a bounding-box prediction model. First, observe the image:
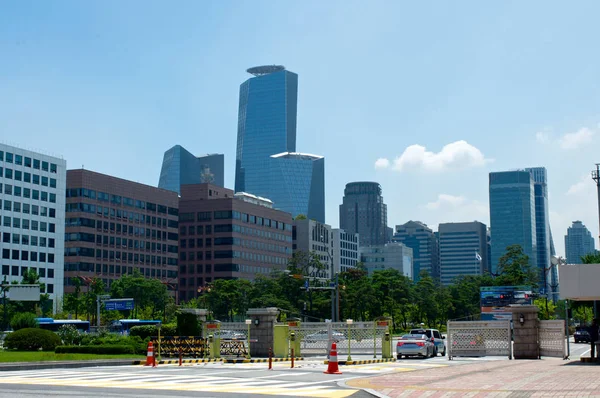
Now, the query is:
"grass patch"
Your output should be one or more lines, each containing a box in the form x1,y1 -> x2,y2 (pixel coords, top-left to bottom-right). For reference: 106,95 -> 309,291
0,351 -> 144,363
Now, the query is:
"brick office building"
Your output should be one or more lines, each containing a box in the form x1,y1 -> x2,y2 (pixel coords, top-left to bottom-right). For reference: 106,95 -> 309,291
64,169 -> 179,296
178,184 -> 293,302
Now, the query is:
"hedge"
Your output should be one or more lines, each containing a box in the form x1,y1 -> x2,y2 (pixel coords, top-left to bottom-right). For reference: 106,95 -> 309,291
55,345 -> 135,355
4,328 -> 61,351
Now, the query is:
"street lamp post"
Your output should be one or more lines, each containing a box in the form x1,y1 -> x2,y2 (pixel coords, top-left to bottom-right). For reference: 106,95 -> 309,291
591,163 -> 600,318
346,319 -> 353,362
245,319 -> 252,359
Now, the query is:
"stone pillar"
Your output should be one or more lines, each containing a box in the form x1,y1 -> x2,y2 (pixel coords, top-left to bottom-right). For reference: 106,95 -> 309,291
247,307 -> 280,357
509,304 -> 539,359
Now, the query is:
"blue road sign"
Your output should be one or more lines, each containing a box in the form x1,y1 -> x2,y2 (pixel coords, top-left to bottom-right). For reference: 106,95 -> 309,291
105,299 -> 134,311
304,281 -> 309,290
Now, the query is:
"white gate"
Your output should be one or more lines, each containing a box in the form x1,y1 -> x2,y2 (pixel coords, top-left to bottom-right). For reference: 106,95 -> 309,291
447,320 -> 512,360
538,320 -> 566,358
289,321 -> 389,356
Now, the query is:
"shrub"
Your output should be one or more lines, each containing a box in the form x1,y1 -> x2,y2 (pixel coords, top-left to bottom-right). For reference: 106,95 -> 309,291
55,345 -> 135,355
129,325 -> 157,340
10,313 -> 39,331
177,312 -> 201,336
161,323 -> 177,336
56,324 -> 83,345
5,328 -> 61,351
79,333 -> 148,355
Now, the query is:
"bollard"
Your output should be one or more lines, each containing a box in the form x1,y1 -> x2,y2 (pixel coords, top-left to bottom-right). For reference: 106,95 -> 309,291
179,347 -> 183,367
291,348 -> 295,369
268,347 -> 273,370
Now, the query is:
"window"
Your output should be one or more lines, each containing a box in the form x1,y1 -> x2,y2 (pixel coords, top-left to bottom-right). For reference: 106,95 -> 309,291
32,174 -> 39,184
12,234 -> 19,244
24,172 -> 31,183
3,216 -> 10,227
50,178 -> 56,188
49,193 -> 56,203
6,153 -> 13,163
41,176 -> 48,186
32,190 -> 39,200
50,163 -> 57,173
23,188 -> 30,198
197,212 -> 212,222
24,157 -> 31,167
22,219 -> 29,229
14,170 -> 22,181
5,168 -> 12,179
15,155 -> 22,165
41,191 -> 48,202
14,186 -> 21,197
31,205 -> 38,215
2,233 -> 9,243
13,202 -> 20,212
3,200 -> 10,211
42,161 -> 48,171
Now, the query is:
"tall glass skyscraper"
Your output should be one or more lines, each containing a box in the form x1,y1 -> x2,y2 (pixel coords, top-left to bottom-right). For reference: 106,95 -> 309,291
235,65 -> 297,195
438,221 -> 488,286
525,167 -> 553,293
489,170 -> 537,276
339,182 -> 388,247
392,221 -> 439,281
234,65 -> 325,222
565,221 -> 596,264
269,152 -> 325,222
158,145 -> 224,194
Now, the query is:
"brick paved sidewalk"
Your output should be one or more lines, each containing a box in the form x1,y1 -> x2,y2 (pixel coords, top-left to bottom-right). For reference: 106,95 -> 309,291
347,358 -> 600,397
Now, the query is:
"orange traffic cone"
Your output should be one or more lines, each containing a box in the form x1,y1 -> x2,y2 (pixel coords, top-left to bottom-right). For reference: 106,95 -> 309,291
145,341 -> 155,367
324,342 -> 342,374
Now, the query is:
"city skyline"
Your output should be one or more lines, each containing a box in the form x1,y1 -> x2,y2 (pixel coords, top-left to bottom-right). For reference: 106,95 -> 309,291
2,2 -> 600,257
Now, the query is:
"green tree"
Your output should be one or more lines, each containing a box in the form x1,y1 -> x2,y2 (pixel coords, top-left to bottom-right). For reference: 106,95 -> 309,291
495,245 -> 538,288
288,251 -> 325,278
414,271 -> 437,325
581,253 -> 600,264
294,214 -> 307,220
110,270 -> 169,319
63,277 -> 83,318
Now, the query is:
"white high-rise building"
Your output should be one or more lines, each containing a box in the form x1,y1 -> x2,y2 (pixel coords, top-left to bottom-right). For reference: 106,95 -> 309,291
0,144 -> 66,312
332,228 -> 360,274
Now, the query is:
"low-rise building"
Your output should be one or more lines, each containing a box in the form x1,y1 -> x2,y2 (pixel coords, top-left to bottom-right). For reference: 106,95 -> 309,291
360,243 -> 413,278
177,184 -> 293,302
293,218 -> 333,279
332,228 -> 359,274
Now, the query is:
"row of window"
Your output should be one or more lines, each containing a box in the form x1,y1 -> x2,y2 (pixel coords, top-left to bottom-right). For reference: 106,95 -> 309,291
179,249 -> 288,265
3,232 -> 55,247
66,233 -> 177,254
2,217 -> 56,232
180,223 -> 292,243
1,200 -> 56,217
66,188 -> 178,215
180,211 -> 292,232
2,264 -> 54,279
0,151 -> 58,173
65,204 -> 177,228
179,236 -> 290,255
1,167 -> 57,188
179,263 -> 273,276
63,263 -> 177,279
0,184 -> 57,202
64,247 -> 178,266
66,218 -> 178,241
2,249 -> 56,263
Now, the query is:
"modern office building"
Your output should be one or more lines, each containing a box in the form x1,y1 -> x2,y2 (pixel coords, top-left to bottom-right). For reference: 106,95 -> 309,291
438,221 -> 488,286
269,152 -> 325,222
64,169 -> 179,297
360,243 -> 413,279
0,144 -> 66,313
525,167 -> 554,293
234,66 -> 325,222
489,170 -> 537,276
158,145 -> 224,194
177,184 -> 293,301
293,218 -> 332,279
486,227 -> 492,274
392,221 -> 439,281
565,221 -> 596,264
332,229 -> 360,274
339,182 -> 388,247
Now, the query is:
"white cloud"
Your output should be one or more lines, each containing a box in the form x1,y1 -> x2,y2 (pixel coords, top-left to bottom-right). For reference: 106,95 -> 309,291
566,175 -> 592,196
559,127 -> 595,150
421,194 -> 489,226
385,140 -> 490,172
425,194 -> 467,210
536,131 -> 550,143
374,158 -> 390,169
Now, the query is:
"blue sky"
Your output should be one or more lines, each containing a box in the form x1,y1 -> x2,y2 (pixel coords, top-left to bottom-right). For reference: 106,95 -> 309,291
1,1 -> 599,256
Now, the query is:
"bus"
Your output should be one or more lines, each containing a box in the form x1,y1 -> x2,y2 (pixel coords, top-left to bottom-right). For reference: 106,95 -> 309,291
35,318 -> 91,332
109,319 -> 162,335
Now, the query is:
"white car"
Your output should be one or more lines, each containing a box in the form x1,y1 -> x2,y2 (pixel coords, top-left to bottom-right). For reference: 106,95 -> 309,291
304,330 -> 345,343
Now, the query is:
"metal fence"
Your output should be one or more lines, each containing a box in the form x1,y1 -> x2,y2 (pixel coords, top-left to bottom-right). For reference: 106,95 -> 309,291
289,320 -> 390,356
538,320 -> 566,358
447,320 -> 512,360
151,336 -> 207,358
205,321 -> 250,358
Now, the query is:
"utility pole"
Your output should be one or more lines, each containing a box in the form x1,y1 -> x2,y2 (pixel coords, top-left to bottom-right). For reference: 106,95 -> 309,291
1,276 -> 8,331
591,164 -> 600,318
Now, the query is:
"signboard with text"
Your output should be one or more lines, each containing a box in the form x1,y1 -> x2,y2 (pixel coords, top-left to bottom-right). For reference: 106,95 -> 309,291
480,286 -> 532,321
104,299 -> 134,311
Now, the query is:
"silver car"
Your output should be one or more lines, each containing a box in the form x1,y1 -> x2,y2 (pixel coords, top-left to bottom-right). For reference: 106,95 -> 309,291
396,334 -> 435,359
304,330 -> 345,343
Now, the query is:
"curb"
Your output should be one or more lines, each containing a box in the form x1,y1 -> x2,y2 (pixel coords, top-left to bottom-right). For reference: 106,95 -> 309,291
579,357 -> 599,363
223,357 -> 304,364
135,358 -> 223,366
0,359 -> 139,372
324,358 -> 395,366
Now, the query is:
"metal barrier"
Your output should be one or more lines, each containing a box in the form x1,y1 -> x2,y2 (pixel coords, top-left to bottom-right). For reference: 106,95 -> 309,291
220,340 -> 248,357
288,320 -> 389,356
152,336 -> 207,358
447,320 -> 512,360
205,321 -> 250,357
538,320 -> 566,358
